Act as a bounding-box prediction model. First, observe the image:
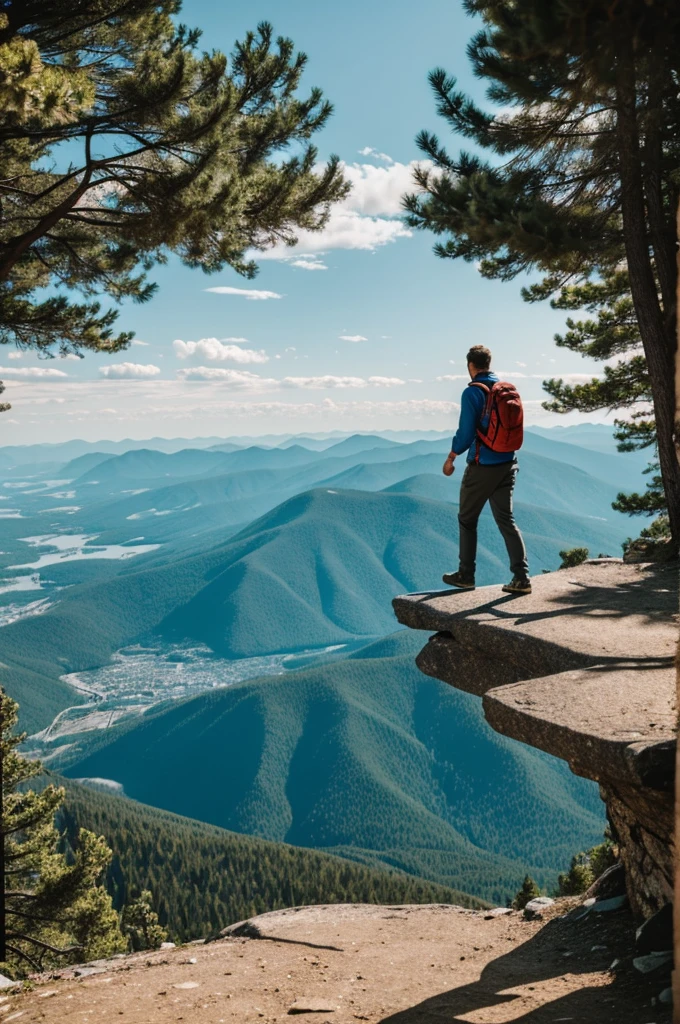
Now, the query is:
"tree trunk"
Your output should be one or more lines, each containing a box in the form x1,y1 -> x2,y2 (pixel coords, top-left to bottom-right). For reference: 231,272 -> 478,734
672,197 -> 680,1024
641,65 -> 678,323
615,36 -> 680,547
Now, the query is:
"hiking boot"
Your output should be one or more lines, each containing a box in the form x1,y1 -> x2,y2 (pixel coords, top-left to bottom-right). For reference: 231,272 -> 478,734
442,571 -> 475,589
502,576 -> 532,595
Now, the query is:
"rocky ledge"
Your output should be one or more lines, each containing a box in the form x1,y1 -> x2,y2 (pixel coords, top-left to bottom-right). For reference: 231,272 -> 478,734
393,561 -> 678,918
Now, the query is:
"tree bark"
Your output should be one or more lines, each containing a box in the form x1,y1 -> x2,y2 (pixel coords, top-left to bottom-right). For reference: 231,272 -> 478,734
641,64 -> 678,323
673,196 -> 680,1024
615,35 -> 680,547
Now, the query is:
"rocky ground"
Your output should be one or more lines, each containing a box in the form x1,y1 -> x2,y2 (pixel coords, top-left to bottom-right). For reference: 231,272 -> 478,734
0,900 -> 671,1023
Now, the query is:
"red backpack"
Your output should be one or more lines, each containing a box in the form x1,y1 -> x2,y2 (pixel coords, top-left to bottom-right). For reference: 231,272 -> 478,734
469,380 -> 524,460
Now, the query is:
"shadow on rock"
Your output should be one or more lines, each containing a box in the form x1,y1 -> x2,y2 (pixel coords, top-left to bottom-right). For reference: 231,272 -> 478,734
379,910 -> 671,1024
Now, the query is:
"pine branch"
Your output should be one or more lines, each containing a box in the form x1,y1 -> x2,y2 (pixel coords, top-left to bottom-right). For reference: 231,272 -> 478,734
5,943 -> 42,973
6,932 -> 83,956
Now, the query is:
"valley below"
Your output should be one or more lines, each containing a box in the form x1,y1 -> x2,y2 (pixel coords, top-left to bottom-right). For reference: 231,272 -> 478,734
24,639 -> 348,768
0,426 -> 648,910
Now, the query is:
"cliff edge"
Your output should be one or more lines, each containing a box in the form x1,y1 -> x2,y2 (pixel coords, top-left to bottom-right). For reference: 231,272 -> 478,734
393,561 -> 677,917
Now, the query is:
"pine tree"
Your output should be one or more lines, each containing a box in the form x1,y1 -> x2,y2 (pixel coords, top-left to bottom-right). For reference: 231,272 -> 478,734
556,853 -> 594,897
1,692 -> 125,974
511,875 -> 540,911
0,3 -> 348,401
121,890 -> 167,951
405,1 -> 680,545
527,269 -> 663,520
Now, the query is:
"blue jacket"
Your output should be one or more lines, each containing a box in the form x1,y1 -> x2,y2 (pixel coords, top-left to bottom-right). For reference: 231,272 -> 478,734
451,371 -> 515,465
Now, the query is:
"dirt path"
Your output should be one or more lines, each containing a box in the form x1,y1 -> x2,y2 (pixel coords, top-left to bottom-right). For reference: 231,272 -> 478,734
3,902 -> 670,1024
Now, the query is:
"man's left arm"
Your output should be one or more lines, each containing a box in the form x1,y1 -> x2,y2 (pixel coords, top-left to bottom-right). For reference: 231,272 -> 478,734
443,388 -> 479,474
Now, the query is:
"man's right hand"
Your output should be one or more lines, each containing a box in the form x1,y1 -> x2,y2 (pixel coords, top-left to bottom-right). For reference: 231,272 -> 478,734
442,452 -> 456,477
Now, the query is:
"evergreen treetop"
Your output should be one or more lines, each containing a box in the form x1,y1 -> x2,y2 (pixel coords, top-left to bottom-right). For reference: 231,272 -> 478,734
0,2 -> 348,370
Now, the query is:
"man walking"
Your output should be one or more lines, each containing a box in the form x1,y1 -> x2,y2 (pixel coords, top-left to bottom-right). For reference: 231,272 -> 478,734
442,345 -> 531,594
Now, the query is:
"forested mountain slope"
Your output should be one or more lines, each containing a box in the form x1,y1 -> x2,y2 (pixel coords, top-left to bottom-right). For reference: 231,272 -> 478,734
58,780 -> 482,942
63,632 -> 605,905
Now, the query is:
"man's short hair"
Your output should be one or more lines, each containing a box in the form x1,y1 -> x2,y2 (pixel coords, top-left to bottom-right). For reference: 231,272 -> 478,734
466,345 -> 492,370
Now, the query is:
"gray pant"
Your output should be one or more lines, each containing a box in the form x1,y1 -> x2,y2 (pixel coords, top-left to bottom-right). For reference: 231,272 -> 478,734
458,460 -> 529,579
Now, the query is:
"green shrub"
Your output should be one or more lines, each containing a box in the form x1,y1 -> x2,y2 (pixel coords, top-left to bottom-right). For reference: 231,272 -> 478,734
122,890 -> 168,952
622,515 -> 671,555
588,838 -> 618,878
555,837 -> 618,897
559,547 -> 589,568
512,875 -> 541,910
556,853 -> 593,895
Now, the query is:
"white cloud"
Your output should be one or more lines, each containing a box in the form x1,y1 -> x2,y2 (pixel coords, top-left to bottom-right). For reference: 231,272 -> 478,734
281,375 -> 369,390
0,365 -> 68,379
290,258 -> 328,271
515,361 -> 527,368
7,352 -> 22,360
319,398 -> 459,418
358,147 -> 394,165
281,375 -> 405,390
99,363 -> 161,379
436,374 -> 468,382
341,161 -> 423,217
339,335 -> 368,343
254,159 -> 430,258
498,371 -> 602,382
175,370 -> 405,392
177,367 -> 278,388
132,339 -> 150,347
276,209 -> 410,254
550,373 -> 602,383
173,338 -> 269,365
205,286 -> 282,300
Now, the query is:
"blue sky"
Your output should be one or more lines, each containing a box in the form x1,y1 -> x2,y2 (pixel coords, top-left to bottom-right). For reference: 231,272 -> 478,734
4,0 -> 609,443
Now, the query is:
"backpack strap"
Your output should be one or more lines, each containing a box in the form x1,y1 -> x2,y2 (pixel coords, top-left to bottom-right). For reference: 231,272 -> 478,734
468,380 -> 493,413
468,381 -> 492,463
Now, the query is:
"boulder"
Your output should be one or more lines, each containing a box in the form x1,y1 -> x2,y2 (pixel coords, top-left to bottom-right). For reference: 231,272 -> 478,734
523,897 -> 554,920
635,902 -> 673,955
591,895 -> 628,914
584,862 -> 626,901
632,951 -> 673,976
